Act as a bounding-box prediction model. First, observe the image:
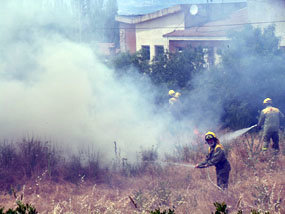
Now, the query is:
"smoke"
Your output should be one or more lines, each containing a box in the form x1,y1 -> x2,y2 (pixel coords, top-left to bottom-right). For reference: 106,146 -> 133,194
163,1 -> 285,146
3,0 -> 283,165
0,0 -> 203,164
247,0 -> 285,46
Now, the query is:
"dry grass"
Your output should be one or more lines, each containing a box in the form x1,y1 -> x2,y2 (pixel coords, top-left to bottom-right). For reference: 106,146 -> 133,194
0,133 -> 284,213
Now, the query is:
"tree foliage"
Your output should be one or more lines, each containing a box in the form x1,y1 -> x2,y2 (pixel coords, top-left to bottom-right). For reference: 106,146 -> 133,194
150,47 -> 205,89
111,50 -> 150,76
209,25 -> 285,129
111,46 -> 206,89
103,0 -> 119,45
111,25 -> 285,129
89,0 -> 119,44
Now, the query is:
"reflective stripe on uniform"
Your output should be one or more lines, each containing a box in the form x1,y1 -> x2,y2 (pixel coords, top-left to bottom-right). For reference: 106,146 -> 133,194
208,144 -> 223,153
262,107 -> 280,114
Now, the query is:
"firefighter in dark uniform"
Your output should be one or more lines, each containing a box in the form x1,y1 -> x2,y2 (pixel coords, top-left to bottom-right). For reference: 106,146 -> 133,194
257,98 -> 284,153
195,132 -> 231,190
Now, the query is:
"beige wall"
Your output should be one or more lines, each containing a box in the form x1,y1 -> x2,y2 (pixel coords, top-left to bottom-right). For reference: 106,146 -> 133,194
247,0 -> 285,46
136,11 -> 185,60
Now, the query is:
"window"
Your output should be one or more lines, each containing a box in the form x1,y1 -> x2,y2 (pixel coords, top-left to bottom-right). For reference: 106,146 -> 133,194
155,45 -> 164,57
176,47 -> 184,53
141,45 -> 150,60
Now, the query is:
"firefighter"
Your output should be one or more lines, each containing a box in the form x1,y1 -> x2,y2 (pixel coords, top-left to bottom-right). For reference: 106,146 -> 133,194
174,92 -> 181,99
168,90 -> 181,105
257,98 -> 284,154
168,90 -> 175,98
168,90 -> 176,104
169,97 -> 178,105
195,132 -> 231,190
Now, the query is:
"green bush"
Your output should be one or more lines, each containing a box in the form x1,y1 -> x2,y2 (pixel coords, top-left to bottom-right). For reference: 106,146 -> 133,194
0,200 -> 38,214
213,202 -> 270,214
149,208 -> 175,214
212,202 -> 229,214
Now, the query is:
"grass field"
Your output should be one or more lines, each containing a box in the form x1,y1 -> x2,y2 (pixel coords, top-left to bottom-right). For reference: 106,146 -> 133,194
0,133 -> 284,213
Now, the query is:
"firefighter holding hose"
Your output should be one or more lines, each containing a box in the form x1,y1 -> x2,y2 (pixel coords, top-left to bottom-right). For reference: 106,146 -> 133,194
195,132 -> 231,190
257,98 -> 284,154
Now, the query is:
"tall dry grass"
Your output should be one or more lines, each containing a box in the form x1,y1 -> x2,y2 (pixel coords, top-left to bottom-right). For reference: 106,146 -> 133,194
0,132 -> 284,213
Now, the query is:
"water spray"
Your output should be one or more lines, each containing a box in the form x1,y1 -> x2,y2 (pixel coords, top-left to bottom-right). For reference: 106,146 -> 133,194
143,160 -> 195,168
220,124 -> 257,142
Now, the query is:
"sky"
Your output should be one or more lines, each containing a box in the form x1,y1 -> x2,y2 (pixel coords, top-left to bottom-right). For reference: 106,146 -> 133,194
117,0 -> 246,15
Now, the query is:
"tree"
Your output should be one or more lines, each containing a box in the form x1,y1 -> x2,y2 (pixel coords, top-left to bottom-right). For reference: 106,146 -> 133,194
103,0 -> 119,45
150,47 -> 206,89
111,50 -> 150,77
111,46 -> 206,90
87,0 -> 119,44
207,25 -> 285,129
88,0 -> 105,41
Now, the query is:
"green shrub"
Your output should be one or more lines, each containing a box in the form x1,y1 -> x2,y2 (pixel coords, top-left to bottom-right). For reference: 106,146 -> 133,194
0,200 -> 38,214
212,202 -> 229,214
149,208 -> 175,214
213,202 -> 270,214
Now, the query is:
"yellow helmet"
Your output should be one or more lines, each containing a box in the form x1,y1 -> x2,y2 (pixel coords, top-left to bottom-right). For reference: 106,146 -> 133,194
168,90 -> 175,96
205,131 -> 217,141
174,92 -> 181,98
263,98 -> 272,104
169,97 -> 177,105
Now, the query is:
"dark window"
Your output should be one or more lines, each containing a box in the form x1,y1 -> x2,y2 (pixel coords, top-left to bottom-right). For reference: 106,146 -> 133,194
141,45 -> 150,60
177,47 -> 184,53
155,45 -> 164,56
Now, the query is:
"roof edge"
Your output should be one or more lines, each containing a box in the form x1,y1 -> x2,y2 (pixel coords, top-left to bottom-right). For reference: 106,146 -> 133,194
115,4 -> 182,24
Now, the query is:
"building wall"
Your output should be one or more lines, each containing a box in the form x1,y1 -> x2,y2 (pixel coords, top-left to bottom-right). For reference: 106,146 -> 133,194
136,11 -> 185,60
119,23 -> 136,53
247,0 -> 285,47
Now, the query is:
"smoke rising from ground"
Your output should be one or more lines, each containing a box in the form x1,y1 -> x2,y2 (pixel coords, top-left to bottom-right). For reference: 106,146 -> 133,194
0,0 -> 204,164
3,0 -> 282,164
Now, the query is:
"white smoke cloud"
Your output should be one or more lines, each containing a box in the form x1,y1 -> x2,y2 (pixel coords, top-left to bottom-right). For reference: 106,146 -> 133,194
0,0 -> 201,164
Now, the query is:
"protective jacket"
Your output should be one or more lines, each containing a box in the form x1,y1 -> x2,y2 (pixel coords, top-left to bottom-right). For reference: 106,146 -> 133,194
258,105 -> 284,151
197,143 -> 231,189
197,144 -> 230,170
258,106 -> 284,133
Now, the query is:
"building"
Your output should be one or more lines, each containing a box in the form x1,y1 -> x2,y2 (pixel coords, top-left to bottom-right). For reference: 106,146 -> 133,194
163,7 -> 248,65
116,0 -> 285,64
116,2 -> 246,63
